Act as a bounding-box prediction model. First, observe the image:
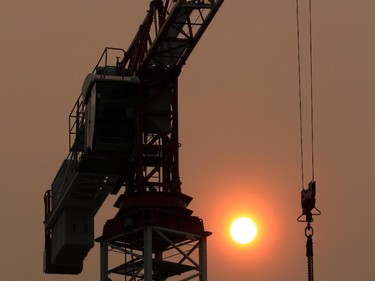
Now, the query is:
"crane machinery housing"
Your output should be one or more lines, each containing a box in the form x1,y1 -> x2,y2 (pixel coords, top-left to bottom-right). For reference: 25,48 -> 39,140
43,1 -> 224,280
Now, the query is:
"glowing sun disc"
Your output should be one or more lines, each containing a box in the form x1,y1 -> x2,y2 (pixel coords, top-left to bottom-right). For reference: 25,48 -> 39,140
230,217 -> 257,244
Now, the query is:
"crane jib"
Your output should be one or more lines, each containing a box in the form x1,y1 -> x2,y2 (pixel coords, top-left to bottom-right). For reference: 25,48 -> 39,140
122,0 -> 224,76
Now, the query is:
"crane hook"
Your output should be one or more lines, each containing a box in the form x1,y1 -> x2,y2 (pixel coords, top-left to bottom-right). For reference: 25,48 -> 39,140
297,181 -> 321,223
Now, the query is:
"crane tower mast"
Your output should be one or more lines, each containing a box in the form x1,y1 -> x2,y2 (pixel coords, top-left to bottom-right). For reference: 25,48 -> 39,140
43,1 -> 224,280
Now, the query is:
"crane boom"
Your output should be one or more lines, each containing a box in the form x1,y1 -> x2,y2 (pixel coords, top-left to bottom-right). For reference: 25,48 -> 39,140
122,0 -> 223,76
43,0 -> 223,276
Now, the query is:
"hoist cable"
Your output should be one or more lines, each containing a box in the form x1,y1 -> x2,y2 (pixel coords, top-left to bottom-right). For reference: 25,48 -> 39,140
295,0 -> 305,189
296,0 -> 316,187
308,0 -> 316,181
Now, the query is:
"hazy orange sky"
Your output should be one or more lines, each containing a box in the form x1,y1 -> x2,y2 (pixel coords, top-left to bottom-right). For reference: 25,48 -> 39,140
1,1 -> 375,280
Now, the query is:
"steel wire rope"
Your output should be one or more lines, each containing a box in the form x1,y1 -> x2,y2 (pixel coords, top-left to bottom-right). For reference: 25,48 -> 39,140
296,0 -> 316,188
309,0 -> 316,181
295,0 -> 305,189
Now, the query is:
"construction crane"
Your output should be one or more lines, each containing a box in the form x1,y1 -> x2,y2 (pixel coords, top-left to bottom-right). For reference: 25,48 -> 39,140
43,1 -> 224,280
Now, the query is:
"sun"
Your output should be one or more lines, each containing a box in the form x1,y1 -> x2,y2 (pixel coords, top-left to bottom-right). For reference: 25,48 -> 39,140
230,217 -> 257,244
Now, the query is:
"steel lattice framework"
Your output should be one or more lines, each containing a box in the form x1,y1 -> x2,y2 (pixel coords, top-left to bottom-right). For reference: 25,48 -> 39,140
123,0 -> 224,195
122,0 -> 223,76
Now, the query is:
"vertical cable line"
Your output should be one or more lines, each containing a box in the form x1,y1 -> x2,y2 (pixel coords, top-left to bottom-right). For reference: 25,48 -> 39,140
296,0 -> 305,189
296,0 -> 316,188
309,0 -> 315,181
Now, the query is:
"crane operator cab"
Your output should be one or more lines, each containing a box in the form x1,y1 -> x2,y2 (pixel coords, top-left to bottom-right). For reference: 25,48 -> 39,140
44,74 -> 140,274
80,73 -> 139,173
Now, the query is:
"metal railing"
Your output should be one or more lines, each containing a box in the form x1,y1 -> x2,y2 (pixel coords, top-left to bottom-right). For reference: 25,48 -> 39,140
68,94 -> 85,163
93,47 -> 126,78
